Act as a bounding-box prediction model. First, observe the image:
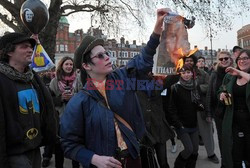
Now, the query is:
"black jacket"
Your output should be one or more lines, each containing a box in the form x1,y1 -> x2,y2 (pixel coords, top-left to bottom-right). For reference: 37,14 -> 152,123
168,83 -> 198,129
137,89 -> 174,145
0,70 -> 57,168
206,69 -> 226,118
137,75 -> 179,145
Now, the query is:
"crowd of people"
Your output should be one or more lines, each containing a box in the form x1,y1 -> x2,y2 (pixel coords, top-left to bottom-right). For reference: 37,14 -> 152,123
0,7 -> 250,168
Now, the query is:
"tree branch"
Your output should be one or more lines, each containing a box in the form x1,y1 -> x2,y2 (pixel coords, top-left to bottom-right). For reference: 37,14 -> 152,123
119,0 -> 141,26
0,0 -> 19,15
179,0 -> 193,13
0,13 -> 19,32
61,4 -> 109,14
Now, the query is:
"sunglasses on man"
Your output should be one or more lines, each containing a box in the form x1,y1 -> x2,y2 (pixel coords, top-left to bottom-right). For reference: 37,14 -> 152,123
91,51 -> 110,60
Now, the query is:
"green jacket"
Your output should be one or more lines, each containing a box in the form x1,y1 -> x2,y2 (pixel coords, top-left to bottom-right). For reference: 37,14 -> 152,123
218,74 -> 250,168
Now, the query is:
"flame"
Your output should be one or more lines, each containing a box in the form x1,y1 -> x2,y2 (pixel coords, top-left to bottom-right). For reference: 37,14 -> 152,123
177,48 -> 185,57
176,58 -> 184,71
175,48 -> 198,72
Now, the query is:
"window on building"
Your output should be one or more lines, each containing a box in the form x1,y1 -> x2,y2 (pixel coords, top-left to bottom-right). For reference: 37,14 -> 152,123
65,45 -> 68,52
118,51 -> 123,58
131,52 -> 139,57
60,44 -> 64,51
112,51 -> 116,57
59,24 -> 63,30
56,45 -> 59,52
124,51 -> 128,58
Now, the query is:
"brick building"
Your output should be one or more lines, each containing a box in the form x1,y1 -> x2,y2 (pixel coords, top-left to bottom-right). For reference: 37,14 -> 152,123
105,37 -> 144,66
54,16 -> 87,65
54,17 -> 143,67
237,24 -> 250,49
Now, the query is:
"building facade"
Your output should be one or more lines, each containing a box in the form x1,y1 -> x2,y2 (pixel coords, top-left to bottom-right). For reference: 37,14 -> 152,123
54,16 -> 87,65
54,17 -> 142,67
195,46 -> 217,65
237,24 -> 250,49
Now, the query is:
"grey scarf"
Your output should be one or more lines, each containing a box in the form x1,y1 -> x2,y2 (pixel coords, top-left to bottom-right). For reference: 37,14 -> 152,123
179,78 -> 201,104
0,62 -> 33,82
179,78 -> 194,90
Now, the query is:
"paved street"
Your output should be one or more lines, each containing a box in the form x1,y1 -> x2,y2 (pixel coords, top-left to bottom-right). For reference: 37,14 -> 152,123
45,122 -> 222,168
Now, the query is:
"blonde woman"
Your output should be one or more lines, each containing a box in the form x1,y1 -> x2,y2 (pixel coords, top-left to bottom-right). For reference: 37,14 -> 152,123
206,51 -> 233,167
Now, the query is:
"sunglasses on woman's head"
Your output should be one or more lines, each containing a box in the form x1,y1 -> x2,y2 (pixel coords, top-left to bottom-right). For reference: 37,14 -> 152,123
91,51 -> 110,60
218,57 -> 229,61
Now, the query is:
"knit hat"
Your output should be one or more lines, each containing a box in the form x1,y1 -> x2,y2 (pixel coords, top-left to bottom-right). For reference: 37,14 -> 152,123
0,32 -> 36,50
74,35 -> 104,69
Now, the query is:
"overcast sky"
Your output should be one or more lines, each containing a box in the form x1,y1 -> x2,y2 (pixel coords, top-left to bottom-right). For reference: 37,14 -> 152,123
66,10 -> 250,51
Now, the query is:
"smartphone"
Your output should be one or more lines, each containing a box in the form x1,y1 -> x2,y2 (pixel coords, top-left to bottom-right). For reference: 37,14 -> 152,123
64,86 -> 71,93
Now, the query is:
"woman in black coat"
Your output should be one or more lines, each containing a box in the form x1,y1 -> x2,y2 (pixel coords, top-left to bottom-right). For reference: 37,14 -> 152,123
168,64 -> 200,168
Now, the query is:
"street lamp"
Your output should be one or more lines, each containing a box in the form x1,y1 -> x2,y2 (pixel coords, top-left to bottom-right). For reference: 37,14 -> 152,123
209,26 -> 213,65
210,31 -> 213,65
120,36 -> 124,66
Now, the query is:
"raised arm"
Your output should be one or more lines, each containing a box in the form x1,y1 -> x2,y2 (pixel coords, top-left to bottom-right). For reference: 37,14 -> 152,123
225,67 -> 250,82
125,8 -> 171,78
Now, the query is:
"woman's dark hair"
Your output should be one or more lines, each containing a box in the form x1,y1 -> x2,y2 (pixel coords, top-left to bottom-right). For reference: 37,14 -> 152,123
82,51 -> 94,65
80,68 -> 88,86
56,56 -> 74,81
178,64 -> 193,73
183,54 -> 198,66
80,50 -> 95,81
0,43 -> 16,63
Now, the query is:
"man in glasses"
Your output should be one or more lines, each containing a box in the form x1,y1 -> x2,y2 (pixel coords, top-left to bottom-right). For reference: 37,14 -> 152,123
60,8 -> 171,168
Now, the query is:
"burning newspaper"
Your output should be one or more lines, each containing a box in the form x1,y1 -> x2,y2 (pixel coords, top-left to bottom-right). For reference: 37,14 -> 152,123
153,12 -> 195,75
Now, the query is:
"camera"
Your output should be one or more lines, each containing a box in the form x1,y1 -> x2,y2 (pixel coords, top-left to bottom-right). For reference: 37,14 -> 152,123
64,86 -> 71,93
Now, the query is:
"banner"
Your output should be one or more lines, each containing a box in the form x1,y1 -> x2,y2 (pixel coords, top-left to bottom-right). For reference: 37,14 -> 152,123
30,44 -> 55,72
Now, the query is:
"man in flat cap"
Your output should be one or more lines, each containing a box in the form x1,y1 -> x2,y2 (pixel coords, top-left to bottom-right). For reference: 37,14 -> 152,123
0,32 -> 57,168
60,8 -> 171,168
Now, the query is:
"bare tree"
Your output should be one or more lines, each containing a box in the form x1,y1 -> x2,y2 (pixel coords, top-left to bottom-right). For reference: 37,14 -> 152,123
0,0 -> 249,60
